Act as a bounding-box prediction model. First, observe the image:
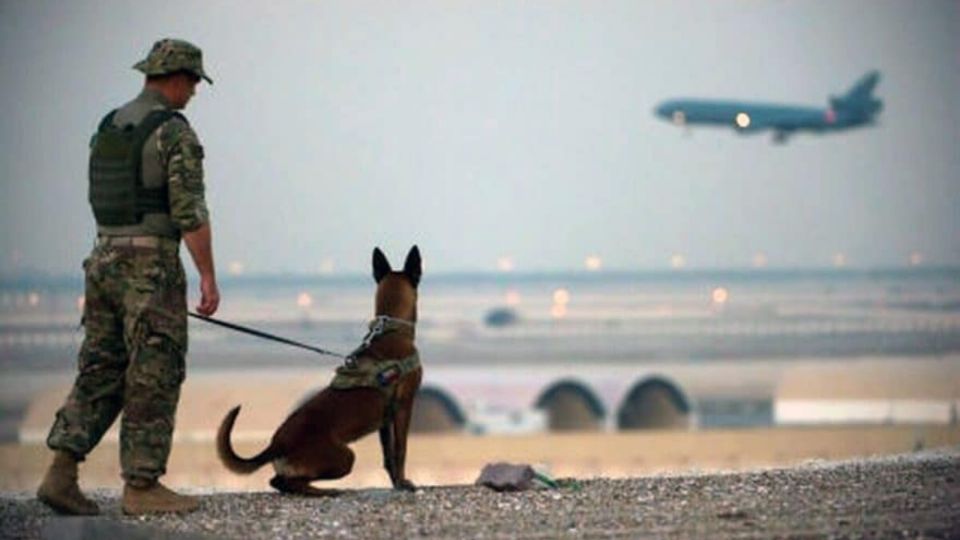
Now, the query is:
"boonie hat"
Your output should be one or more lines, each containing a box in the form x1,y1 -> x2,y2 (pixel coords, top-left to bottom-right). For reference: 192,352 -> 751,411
133,38 -> 213,84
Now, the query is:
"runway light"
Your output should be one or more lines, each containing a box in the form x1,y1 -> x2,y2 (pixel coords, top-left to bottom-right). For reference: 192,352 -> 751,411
27,292 -> 40,307
497,257 -> 514,272
909,252 -> 923,266
297,292 -> 313,308
832,253 -> 847,268
672,110 -> 686,126
584,256 -> 602,271
735,113 -> 751,128
752,252 -> 768,268
551,303 -> 567,319
711,287 -> 729,305
553,289 -> 570,305
227,261 -> 245,276
319,259 -> 335,275
670,254 -> 686,269
505,290 -> 521,306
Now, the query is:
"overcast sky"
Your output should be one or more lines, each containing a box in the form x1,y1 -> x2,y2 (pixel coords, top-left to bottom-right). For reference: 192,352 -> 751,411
1,0 -> 958,275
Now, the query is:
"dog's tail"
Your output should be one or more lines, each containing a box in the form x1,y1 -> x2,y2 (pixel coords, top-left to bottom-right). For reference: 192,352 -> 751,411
216,405 -> 276,475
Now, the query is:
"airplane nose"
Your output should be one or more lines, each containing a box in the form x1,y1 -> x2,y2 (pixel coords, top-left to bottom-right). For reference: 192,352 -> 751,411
654,102 -> 672,119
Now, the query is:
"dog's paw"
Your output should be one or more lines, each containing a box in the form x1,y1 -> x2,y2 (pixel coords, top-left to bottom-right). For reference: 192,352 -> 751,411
394,479 -> 417,492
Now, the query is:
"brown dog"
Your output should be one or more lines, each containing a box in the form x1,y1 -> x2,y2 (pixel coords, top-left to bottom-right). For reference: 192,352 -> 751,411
216,246 -> 423,494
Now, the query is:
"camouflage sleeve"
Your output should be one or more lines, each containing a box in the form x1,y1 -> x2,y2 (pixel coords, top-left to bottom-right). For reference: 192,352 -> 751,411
158,117 -> 209,232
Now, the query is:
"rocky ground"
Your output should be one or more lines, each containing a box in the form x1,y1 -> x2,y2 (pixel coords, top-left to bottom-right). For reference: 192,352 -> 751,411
2,449 -> 959,539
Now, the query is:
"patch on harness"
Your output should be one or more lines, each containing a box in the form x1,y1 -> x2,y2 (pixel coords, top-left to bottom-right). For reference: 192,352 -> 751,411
376,365 -> 401,387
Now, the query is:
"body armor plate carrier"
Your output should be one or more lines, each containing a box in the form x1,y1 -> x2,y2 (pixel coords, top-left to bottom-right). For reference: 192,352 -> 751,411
88,109 -> 185,226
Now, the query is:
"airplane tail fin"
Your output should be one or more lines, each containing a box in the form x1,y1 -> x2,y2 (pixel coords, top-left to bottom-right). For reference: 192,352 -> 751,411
843,70 -> 880,101
830,70 -> 882,118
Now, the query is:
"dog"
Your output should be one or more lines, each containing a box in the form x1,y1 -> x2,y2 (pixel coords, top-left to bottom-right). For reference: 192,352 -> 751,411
216,246 -> 423,494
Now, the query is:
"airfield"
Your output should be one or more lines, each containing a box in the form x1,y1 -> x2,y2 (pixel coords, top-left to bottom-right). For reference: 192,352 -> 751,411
3,354 -> 959,493
2,268 -> 957,512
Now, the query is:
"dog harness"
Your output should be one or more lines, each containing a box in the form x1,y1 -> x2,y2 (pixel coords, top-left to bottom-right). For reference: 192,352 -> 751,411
330,317 -> 421,419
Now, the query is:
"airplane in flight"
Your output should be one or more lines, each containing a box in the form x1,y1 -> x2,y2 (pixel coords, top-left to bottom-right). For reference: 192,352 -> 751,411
654,71 -> 882,143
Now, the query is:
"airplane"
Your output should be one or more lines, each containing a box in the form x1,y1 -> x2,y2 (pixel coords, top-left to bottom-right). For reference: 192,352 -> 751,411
654,71 -> 882,143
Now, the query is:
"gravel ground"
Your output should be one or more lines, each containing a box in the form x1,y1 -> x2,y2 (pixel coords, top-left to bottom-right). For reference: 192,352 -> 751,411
2,449 -> 959,539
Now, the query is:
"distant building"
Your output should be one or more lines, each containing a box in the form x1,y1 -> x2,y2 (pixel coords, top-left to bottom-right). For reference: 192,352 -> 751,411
774,359 -> 959,425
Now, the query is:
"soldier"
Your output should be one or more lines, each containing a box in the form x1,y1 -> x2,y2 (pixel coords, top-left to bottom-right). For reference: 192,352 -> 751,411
36,39 -> 220,515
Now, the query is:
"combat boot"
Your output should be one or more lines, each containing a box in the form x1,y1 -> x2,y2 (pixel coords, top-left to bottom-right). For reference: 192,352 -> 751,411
36,450 -> 100,515
122,480 -> 200,515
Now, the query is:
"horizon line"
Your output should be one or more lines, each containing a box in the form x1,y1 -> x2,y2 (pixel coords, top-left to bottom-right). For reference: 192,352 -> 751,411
2,264 -> 958,288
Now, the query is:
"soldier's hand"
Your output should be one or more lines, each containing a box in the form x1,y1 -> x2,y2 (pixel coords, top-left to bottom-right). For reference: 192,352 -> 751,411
197,275 -> 220,316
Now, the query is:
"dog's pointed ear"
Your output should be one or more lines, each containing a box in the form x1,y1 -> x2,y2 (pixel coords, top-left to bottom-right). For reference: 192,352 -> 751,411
372,247 -> 392,283
403,245 -> 422,288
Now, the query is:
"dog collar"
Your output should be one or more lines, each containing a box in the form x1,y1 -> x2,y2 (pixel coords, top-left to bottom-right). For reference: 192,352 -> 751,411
346,316 -> 416,364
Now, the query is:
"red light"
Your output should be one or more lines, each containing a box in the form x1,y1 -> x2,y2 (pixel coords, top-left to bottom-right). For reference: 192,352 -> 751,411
825,109 -> 837,124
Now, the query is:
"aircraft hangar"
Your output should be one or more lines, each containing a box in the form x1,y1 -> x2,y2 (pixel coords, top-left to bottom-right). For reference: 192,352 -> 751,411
412,365 -> 698,434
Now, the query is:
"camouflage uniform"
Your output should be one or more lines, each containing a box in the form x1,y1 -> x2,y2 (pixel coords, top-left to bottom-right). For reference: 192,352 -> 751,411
46,39 -> 211,486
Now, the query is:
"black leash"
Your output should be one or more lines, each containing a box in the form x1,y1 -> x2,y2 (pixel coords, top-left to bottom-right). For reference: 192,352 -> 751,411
188,312 -> 346,359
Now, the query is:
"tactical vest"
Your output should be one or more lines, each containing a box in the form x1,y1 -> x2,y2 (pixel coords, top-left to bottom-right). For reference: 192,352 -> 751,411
330,352 -> 422,425
330,353 -> 422,397
88,109 -> 184,226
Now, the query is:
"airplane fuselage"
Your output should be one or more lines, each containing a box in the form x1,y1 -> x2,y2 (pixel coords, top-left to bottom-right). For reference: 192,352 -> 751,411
655,100 -> 867,133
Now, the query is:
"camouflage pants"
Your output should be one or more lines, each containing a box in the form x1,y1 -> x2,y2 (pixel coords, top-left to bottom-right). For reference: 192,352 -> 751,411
47,242 -> 187,485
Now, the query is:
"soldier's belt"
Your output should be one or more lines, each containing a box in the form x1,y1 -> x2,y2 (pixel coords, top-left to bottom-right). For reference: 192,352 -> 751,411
96,235 -> 178,249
